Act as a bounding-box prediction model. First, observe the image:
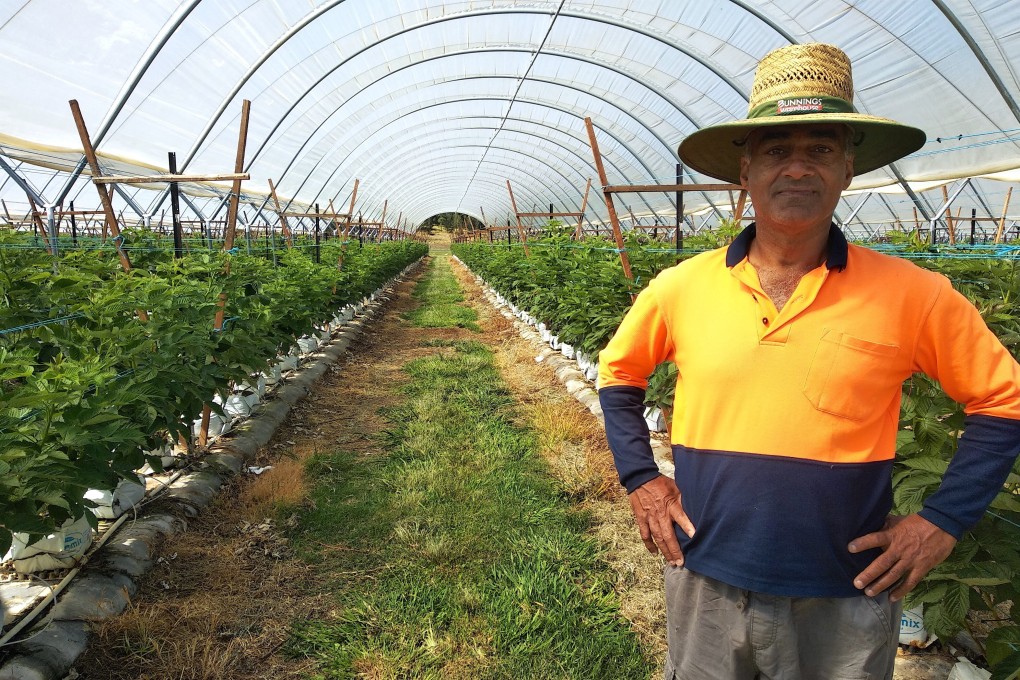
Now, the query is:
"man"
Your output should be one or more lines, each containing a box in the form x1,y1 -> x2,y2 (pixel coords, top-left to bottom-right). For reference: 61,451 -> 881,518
597,43 -> 1020,679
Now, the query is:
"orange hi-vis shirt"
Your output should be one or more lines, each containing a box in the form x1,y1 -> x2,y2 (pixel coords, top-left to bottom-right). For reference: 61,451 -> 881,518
598,225 -> 1020,597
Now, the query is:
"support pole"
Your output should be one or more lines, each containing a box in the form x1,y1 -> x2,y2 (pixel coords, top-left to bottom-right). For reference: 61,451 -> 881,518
25,193 -> 52,254
169,152 -> 184,258
347,179 -> 360,239
505,180 -> 531,257
69,200 -> 78,246
584,116 -> 633,282
314,202 -> 321,263
994,187 -> 1013,244
267,178 -> 293,247
223,100 -> 251,252
942,185 -> 956,245
576,178 -> 591,240
68,99 -> 137,277
676,163 -> 683,253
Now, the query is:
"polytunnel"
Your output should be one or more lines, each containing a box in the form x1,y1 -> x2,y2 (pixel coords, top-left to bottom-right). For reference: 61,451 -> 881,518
1,0 -> 1020,239
5,3 -> 1020,679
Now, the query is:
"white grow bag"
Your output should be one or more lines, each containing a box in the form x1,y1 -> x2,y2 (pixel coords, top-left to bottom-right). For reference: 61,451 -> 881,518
8,514 -> 93,574
84,474 -> 146,520
263,364 -> 283,386
296,335 -> 319,355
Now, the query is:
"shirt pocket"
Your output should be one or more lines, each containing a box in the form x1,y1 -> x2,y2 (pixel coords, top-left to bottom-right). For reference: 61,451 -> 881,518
802,329 -> 901,421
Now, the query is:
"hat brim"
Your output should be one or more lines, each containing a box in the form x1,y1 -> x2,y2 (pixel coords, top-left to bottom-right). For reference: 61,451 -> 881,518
677,113 -> 926,184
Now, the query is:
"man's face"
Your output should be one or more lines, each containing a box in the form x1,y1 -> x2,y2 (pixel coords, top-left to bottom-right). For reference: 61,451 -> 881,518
739,123 -> 854,233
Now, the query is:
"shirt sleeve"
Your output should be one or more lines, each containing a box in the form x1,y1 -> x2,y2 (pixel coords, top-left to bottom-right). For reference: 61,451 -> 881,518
911,275 -> 1020,538
597,276 -> 676,492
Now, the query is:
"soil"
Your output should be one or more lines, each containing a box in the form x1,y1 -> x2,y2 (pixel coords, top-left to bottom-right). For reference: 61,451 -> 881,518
68,237 -> 961,679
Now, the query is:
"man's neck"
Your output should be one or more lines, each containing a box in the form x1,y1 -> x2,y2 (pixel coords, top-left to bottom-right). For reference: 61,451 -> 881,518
748,222 -> 830,271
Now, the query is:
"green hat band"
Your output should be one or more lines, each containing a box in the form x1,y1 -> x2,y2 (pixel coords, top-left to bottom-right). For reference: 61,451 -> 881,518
747,95 -> 856,120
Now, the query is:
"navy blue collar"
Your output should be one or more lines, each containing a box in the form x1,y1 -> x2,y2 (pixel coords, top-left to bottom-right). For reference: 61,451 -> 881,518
725,223 -> 848,271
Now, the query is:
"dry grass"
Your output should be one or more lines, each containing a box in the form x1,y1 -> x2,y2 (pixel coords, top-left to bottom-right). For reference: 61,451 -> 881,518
238,453 -> 307,520
74,477 -> 324,679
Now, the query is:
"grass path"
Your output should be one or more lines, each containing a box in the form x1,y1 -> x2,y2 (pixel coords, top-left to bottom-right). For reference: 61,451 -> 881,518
285,255 -> 649,678
73,243 -> 663,679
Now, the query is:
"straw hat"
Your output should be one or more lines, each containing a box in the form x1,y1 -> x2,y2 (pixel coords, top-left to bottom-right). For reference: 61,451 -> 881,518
677,43 -> 926,184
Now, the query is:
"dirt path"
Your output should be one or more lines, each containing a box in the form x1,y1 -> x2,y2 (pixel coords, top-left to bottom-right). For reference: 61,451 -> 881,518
70,240 -> 664,679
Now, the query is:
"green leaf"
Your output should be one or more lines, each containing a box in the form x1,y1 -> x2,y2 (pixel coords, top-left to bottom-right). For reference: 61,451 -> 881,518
990,650 -> 1020,680
988,626 -> 1020,667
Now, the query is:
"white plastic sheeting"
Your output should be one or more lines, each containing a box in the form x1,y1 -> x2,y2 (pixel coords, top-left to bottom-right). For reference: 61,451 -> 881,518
1,0 -> 1019,235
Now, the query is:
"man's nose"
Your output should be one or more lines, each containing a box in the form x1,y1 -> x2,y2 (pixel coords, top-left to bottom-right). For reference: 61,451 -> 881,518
781,152 -> 815,178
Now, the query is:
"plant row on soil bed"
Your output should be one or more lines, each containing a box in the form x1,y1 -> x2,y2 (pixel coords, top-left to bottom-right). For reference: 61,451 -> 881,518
453,228 -> 1020,678
0,229 -> 427,564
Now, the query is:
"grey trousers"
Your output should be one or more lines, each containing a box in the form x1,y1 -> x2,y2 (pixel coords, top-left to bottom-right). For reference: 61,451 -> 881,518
663,566 -> 900,680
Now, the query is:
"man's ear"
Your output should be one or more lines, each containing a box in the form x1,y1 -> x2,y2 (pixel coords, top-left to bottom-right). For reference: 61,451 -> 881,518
843,155 -> 854,190
739,155 -> 751,190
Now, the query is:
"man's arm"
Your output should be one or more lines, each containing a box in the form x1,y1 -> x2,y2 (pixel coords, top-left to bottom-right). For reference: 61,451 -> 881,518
850,278 -> 1020,600
598,275 -> 696,563
599,385 -> 695,565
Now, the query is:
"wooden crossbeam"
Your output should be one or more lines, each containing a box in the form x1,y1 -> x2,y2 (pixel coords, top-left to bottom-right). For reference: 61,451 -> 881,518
92,172 -> 249,185
35,209 -> 106,217
515,211 -> 584,218
604,183 -> 740,194
283,211 -> 351,218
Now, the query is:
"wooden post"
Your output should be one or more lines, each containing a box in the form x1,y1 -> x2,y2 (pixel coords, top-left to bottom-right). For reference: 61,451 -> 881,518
584,117 -> 633,282
505,180 -> 531,257
25,193 -> 52,254
346,179 -> 360,240
576,178 -> 591,240
267,178 -> 293,247
200,101 -> 251,447
942,185 -> 956,245
734,190 -> 748,228
223,100 -> 251,252
994,186 -> 1013,244
69,99 -> 147,320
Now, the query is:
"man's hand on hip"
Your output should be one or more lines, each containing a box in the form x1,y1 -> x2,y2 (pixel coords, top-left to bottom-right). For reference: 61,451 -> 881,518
848,513 -> 957,602
628,475 -> 696,567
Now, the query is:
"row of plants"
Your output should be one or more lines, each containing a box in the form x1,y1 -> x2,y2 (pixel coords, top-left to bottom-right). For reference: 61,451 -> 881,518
0,229 -> 427,556
452,228 -> 1020,678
